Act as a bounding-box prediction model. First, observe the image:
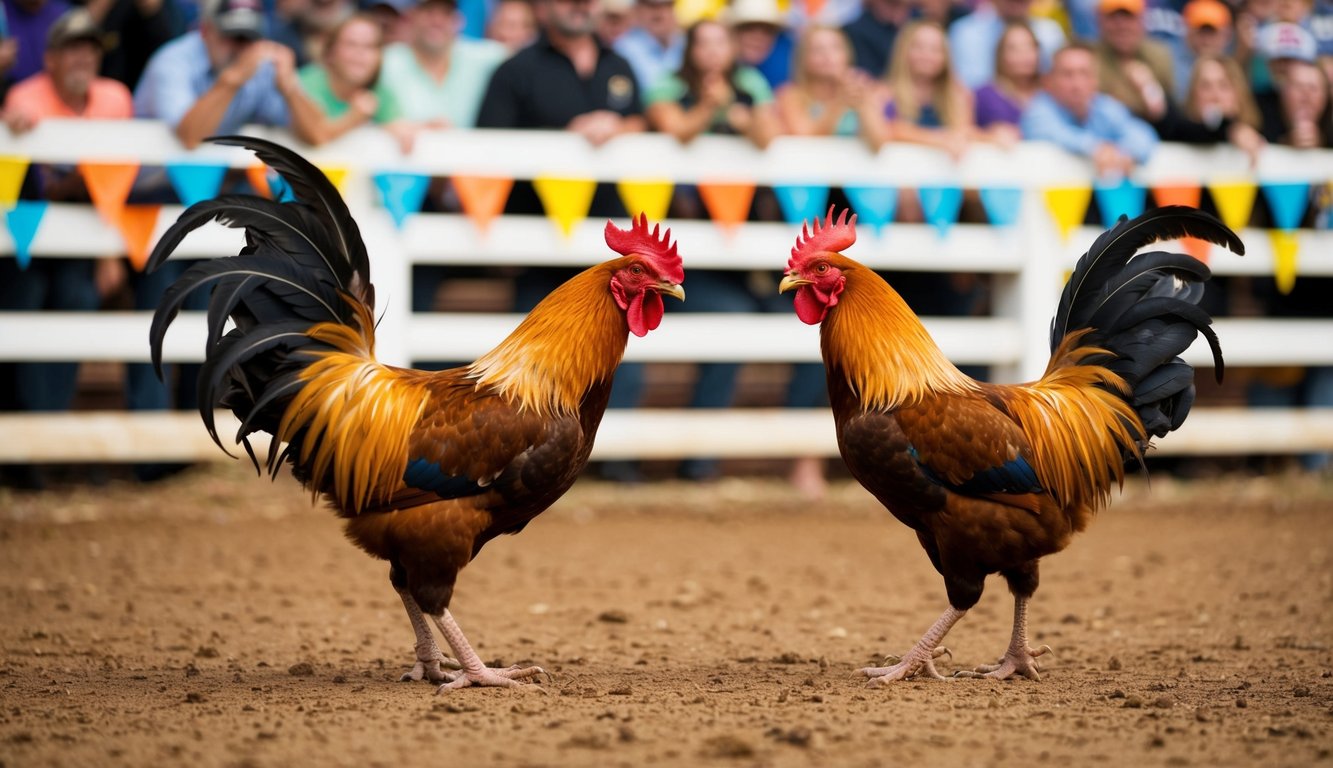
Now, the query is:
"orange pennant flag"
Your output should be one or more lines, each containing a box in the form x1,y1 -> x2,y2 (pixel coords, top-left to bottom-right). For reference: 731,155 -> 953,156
1152,184 -> 1210,262
247,164 -> 272,199
79,161 -> 140,227
119,204 -> 161,271
804,0 -> 827,18
451,176 -> 513,233
697,181 -> 755,231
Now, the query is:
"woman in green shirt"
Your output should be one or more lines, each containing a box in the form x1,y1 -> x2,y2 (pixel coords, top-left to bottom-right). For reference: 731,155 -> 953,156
297,13 -> 412,149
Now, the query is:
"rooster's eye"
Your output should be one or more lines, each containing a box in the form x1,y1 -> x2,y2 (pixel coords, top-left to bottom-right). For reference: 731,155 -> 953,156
630,265 -> 643,275
815,263 -> 829,274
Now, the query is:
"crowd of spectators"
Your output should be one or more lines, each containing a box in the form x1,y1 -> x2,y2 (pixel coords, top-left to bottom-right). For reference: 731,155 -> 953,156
1,0 -> 1331,490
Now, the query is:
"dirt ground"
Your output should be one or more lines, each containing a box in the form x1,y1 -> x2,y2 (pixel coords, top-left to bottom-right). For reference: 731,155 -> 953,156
1,464 -> 1331,768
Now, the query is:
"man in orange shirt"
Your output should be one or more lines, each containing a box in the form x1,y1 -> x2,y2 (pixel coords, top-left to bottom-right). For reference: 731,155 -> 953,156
0,8 -> 131,489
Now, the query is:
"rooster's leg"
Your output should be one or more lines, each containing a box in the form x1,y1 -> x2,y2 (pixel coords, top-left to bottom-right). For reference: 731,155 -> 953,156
396,586 -> 461,682
860,606 -> 966,685
957,595 -> 1052,681
431,610 -> 546,692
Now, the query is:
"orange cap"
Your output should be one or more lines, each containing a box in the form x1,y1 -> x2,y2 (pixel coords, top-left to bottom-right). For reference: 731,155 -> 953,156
1099,0 -> 1144,14
1183,0 -> 1231,28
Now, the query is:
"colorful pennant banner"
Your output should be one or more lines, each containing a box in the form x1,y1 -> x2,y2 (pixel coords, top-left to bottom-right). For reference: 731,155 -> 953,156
452,175 -> 513,233
119,204 -> 161,271
1094,179 -> 1146,225
1261,182 -> 1310,294
616,179 -> 674,223
78,161 -> 139,226
917,185 -> 963,237
373,172 -> 431,229
4,200 -> 46,270
1042,186 -> 1092,241
1149,183 -> 1210,262
978,186 -> 1022,227
1268,230 -> 1300,295
773,183 -> 831,225
0,156 -> 30,208
697,181 -> 755,231
533,176 -> 597,236
842,185 -> 897,231
1207,180 -> 1257,232
318,165 -> 350,194
165,161 -> 228,207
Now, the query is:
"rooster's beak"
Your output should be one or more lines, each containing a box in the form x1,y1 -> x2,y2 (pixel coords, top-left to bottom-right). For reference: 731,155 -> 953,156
779,273 -> 810,293
657,282 -> 686,302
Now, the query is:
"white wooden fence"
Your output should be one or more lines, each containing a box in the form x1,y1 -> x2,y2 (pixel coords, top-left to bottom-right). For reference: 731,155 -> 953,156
2,119 -> 1332,463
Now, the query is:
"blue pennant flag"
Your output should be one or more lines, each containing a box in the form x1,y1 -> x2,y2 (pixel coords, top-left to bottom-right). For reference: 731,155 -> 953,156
843,185 -> 897,232
1094,179 -> 1146,226
1261,182 -> 1310,231
773,183 -> 830,225
165,161 -> 228,207
5,200 -> 47,270
917,185 -> 963,237
978,186 -> 1023,227
373,172 -> 431,228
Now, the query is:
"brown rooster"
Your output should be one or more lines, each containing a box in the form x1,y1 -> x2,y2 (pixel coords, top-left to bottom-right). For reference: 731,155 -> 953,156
148,136 -> 685,691
779,206 -> 1242,683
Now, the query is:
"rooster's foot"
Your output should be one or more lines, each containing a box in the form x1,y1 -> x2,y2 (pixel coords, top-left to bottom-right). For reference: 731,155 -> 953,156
860,646 -> 953,685
435,664 -> 548,692
400,655 -> 463,683
955,645 -> 1052,681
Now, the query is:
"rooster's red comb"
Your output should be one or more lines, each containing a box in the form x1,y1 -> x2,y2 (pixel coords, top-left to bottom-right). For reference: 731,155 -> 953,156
604,213 -> 684,283
789,206 -> 857,270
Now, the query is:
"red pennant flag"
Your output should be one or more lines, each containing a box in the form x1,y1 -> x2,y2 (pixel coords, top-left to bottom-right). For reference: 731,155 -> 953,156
79,161 -> 139,227
697,181 -> 755,231
119,204 -> 161,271
452,176 -> 512,233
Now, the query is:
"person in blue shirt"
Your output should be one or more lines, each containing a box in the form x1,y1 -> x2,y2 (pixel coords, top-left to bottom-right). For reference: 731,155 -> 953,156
947,0 -> 1065,89
613,0 -> 684,90
1021,42 -> 1159,177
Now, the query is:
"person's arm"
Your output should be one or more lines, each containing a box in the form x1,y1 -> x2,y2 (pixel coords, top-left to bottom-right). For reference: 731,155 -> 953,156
1020,93 -> 1101,157
475,61 -> 523,128
743,101 -> 781,149
775,87 -> 831,135
1107,99 -> 1159,165
644,99 -> 716,143
273,49 -> 338,145
173,42 -> 279,148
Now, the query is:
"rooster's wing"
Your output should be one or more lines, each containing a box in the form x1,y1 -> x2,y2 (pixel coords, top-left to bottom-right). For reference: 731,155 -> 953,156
893,394 -> 1044,500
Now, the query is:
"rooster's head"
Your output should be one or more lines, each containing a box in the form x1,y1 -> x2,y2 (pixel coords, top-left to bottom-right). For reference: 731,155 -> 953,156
780,206 -> 857,325
604,213 -> 686,337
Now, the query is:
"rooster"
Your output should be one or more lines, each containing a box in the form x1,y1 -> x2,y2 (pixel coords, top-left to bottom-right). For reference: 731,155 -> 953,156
779,206 -> 1242,683
147,136 -> 685,691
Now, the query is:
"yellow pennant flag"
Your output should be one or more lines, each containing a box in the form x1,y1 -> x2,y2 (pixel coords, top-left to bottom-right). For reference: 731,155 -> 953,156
1042,186 -> 1091,242
616,179 -> 674,223
0,156 -> 29,208
1207,180 -> 1257,232
533,176 -> 597,237
318,165 -> 350,194
1268,229 -> 1299,295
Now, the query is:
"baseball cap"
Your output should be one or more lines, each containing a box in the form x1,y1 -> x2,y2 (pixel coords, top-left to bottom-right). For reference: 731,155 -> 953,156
1259,21 -> 1316,62
206,0 -> 266,39
46,8 -> 104,49
1183,0 -> 1230,29
1099,0 -> 1143,14
365,0 -> 417,12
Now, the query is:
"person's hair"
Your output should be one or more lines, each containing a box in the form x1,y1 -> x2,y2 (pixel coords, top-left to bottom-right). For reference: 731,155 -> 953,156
677,19 -> 738,96
884,20 -> 967,128
322,12 -> 385,88
1279,59 -> 1333,146
992,21 -> 1039,94
1051,40 -> 1097,69
1184,55 -> 1261,129
791,24 -> 852,91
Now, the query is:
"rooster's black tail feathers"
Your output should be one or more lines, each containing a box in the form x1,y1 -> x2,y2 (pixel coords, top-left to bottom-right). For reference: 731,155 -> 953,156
1052,206 -> 1244,445
146,135 -> 371,471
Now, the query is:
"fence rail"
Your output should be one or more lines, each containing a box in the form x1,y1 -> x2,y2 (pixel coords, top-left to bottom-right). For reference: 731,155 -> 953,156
1,120 -> 1330,463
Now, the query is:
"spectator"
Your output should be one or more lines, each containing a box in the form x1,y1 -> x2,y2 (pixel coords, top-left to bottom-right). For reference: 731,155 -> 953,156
83,0 -> 180,88
947,0 -> 1065,89
726,0 -> 793,88
645,18 -> 779,146
1155,54 -> 1266,156
1236,0 -> 1276,80
488,0 -> 537,51
0,21 -> 16,101
913,0 -> 968,28
842,0 -> 909,77
5,0 -> 70,84
364,0 -> 415,43
296,0 -> 356,61
775,23 -> 890,149
1178,0 -> 1232,99
882,20 -> 974,162
379,0 -> 508,130
1254,22 -> 1319,132
0,9 -> 132,489
133,0 -> 325,148
298,12 -> 415,147
595,0 -> 634,46
1268,57 -> 1333,144
614,0 -> 683,90
1021,42 -> 1159,176
1095,0 -> 1177,122
974,20 -> 1041,144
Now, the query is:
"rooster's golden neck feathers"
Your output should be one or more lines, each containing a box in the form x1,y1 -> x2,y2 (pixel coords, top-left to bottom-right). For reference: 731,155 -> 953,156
469,265 -> 629,416
822,262 -> 979,410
